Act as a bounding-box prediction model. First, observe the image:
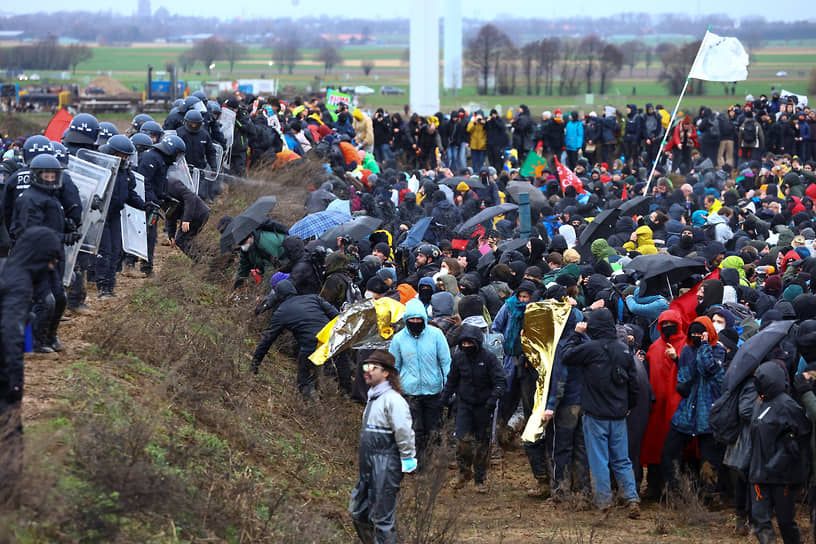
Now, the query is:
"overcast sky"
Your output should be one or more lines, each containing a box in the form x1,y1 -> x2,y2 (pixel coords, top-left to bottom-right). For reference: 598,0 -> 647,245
0,0 -> 801,21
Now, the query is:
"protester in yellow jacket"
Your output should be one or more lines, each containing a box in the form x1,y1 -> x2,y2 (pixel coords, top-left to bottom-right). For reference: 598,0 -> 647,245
353,109 -> 374,153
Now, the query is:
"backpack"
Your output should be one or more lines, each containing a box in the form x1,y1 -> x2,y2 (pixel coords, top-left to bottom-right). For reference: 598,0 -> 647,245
708,117 -> 720,139
342,276 -> 363,311
742,120 -> 757,145
314,138 -> 331,159
484,331 -> 505,362
709,380 -> 746,444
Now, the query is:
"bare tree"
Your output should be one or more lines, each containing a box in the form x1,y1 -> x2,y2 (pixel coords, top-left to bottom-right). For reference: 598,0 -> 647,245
657,41 -> 700,95
558,38 -> 581,96
521,41 -> 538,95
66,44 -> 93,74
223,40 -> 248,73
362,60 -> 374,76
537,37 -> 560,96
273,37 -> 301,74
579,35 -> 604,93
497,44 -> 519,94
191,37 -> 226,74
598,43 -> 624,94
178,51 -> 195,73
621,40 -> 644,77
466,23 -> 512,95
317,44 -> 342,75
644,46 -> 654,76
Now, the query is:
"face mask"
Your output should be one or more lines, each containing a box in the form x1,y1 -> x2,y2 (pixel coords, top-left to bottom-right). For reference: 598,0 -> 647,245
690,336 -> 702,348
460,344 -> 478,357
240,242 -> 251,252
713,322 -> 725,333
661,324 -> 678,339
364,291 -> 374,299
406,320 -> 425,337
418,289 -> 433,305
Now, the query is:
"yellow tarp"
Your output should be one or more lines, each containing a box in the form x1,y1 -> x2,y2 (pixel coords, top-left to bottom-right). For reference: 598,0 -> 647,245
519,299 -> 572,443
310,297 -> 405,365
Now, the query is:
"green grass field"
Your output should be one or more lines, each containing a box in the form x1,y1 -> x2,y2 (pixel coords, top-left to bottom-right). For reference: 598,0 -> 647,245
9,43 -> 813,117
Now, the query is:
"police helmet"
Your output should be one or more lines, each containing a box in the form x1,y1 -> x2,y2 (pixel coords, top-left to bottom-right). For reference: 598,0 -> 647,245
130,133 -> 154,153
95,121 -> 119,146
106,134 -> 136,156
192,90 -> 207,103
23,135 -> 54,164
183,96 -> 201,114
29,154 -> 64,191
207,100 -> 222,118
129,113 -> 154,134
139,120 -> 164,141
64,113 -> 100,146
184,110 -> 204,133
154,135 -> 186,159
51,142 -> 69,167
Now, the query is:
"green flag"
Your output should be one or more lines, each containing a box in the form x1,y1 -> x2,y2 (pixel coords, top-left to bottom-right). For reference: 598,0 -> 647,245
520,151 -> 547,177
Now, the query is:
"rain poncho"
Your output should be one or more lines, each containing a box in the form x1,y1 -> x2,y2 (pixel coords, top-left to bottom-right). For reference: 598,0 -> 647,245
623,225 -> 658,255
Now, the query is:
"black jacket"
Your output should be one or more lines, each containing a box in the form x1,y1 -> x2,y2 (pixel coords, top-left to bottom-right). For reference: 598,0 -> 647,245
166,177 -> 210,235
281,236 -> 322,295
563,308 -> 638,419
107,167 -> 146,220
749,362 -> 811,485
442,324 -> 506,407
176,125 -> 217,170
0,227 -> 62,401
163,109 -> 184,131
10,184 -> 65,240
252,279 -> 338,360
136,148 -> 170,203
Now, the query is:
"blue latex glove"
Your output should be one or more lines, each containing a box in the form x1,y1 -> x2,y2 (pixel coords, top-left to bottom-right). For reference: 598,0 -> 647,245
401,457 -> 417,473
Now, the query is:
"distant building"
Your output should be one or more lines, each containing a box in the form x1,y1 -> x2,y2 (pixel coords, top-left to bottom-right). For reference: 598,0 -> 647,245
137,0 -> 151,18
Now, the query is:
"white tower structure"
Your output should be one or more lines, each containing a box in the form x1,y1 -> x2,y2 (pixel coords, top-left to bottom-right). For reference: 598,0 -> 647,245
409,0 -> 440,115
443,0 -> 462,92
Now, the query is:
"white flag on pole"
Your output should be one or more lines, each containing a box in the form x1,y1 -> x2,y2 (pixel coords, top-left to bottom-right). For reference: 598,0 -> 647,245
688,30 -> 749,82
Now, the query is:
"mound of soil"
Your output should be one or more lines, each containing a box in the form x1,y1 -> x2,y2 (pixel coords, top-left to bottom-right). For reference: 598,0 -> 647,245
86,75 -> 139,98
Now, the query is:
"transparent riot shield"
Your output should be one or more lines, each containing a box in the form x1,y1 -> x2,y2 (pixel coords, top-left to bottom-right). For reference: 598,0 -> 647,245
191,167 -> 201,195
167,156 -> 197,195
206,142 -> 223,180
218,107 -> 235,169
75,149 -> 121,254
62,169 -> 104,286
121,172 -> 147,260
66,155 -> 116,256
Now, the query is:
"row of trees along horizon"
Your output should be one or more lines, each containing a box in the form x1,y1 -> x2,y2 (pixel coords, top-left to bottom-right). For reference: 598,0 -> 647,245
4,26 -> 816,98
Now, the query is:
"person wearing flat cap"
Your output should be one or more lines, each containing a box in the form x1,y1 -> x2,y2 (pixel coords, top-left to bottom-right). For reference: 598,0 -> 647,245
349,349 -> 416,544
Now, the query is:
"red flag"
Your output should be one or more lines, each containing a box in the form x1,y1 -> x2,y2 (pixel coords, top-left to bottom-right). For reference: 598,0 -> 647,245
669,269 -> 720,327
44,108 -> 73,143
554,157 -> 586,194
621,183 -> 628,200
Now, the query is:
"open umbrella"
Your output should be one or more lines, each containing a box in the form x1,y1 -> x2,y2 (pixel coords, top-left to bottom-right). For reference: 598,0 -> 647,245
619,195 -> 653,217
319,215 -> 382,244
438,175 -> 486,189
456,203 -> 519,234
498,238 -> 530,252
219,195 -> 277,254
399,217 -> 433,248
723,320 -> 796,391
305,189 -> 337,213
505,181 -> 549,208
289,210 -> 352,240
624,254 -> 707,296
576,208 -> 621,262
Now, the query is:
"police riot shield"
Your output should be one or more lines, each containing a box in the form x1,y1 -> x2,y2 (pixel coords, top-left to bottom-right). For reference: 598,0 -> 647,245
61,165 -> 109,286
191,167 -> 201,195
121,172 -> 147,260
218,107 -> 235,169
205,142 -> 223,180
75,149 -> 121,254
167,155 -> 198,195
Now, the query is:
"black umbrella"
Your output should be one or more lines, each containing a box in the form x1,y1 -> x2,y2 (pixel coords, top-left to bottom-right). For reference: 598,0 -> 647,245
577,208 -> 621,250
498,238 -> 530,252
318,215 -> 382,244
619,195 -> 653,217
219,195 -> 277,254
624,254 -> 706,282
505,181 -> 549,208
456,203 -> 519,234
305,189 -> 337,214
439,175 -> 486,189
723,320 -> 796,391
477,249 -> 496,273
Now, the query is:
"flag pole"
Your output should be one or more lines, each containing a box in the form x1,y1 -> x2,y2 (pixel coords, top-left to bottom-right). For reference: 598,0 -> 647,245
644,26 -> 711,193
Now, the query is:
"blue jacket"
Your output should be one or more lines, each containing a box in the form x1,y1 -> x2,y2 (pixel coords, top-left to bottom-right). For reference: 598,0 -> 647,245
671,340 -> 725,435
565,121 -> 584,151
625,286 -> 669,341
389,298 -> 451,396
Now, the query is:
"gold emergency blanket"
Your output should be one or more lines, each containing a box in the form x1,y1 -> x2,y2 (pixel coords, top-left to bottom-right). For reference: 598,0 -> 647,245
309,297 -> 405,366
519,299 -> 572,443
